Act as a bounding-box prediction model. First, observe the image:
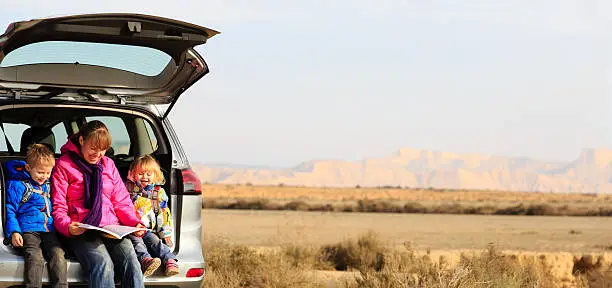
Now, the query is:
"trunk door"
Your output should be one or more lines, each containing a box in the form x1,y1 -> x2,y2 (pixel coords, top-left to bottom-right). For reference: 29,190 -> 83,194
0,13 -> 219,117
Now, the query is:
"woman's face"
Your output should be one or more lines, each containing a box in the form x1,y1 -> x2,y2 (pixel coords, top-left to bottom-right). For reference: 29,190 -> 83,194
79,136 -> 107,164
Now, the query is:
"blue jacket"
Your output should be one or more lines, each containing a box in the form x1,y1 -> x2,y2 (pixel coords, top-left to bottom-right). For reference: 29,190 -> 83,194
4,160 -> 54,237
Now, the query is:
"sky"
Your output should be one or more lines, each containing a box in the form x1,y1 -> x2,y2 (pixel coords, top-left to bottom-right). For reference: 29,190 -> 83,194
1,1 -> 611,167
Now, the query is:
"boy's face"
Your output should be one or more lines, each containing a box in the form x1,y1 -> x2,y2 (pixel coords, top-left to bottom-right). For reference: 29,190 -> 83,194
25,163 -> 54,185
135,169 -> 155,187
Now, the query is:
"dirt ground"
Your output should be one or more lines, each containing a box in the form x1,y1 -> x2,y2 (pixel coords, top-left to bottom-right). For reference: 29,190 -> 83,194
202,209 -> 612,252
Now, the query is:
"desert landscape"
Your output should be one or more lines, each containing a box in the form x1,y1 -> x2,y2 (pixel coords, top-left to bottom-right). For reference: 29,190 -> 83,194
194,148 -> 612,193
201,184 -> 612,287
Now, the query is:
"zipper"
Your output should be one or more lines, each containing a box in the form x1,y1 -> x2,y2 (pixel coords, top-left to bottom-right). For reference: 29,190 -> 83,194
36,183 -> 50,232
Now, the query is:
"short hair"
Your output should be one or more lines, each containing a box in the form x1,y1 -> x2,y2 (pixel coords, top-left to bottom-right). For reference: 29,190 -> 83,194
78,120 -> 112,151
128,155 -> 164,184
25,144 -> 55,168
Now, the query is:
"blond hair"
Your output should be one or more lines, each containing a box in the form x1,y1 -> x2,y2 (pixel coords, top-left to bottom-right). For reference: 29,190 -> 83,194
128,155 -> 164,184
26,144 -> 55,168
78,120 -> 112,150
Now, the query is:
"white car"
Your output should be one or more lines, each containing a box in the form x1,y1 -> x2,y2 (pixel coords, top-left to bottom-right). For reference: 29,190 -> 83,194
0,13 -> 218,287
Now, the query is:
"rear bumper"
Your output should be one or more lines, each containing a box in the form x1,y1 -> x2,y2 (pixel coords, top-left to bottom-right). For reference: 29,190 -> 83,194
0,249 -> 204,288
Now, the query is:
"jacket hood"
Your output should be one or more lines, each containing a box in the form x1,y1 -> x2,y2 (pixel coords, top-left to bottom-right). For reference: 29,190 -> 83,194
5,160 -> 30,181
60,134 -> 81,156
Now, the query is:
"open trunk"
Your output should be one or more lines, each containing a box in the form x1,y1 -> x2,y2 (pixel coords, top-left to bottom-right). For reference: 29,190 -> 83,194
0,13 -> 219,117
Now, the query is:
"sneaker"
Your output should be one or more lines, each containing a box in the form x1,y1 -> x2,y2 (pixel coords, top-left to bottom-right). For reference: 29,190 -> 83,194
141,257 -> 161,277
165,259 -> 179,276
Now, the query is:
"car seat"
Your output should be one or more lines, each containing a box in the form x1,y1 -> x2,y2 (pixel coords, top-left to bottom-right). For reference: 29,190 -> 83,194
20,126 -> 56,154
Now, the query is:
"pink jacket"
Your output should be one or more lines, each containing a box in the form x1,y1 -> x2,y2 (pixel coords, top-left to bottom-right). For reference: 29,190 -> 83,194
51,137 -> 141,237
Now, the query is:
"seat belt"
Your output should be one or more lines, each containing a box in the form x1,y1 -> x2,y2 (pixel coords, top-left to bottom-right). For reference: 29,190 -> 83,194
0,121 -> 14,154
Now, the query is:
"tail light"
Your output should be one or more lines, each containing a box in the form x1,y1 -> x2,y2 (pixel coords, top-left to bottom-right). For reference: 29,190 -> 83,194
186,268 -> 204,278
181,167 -> 202,195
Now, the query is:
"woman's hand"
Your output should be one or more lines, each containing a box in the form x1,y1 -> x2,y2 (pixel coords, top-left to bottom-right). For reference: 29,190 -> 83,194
11,233 -> 23,247
69,222 -> 86,236
132,223 -> 146,237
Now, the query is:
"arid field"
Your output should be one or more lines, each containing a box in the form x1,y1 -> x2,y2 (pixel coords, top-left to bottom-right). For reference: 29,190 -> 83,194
201,184 -> 612,287
202,184 -> 612,217
202,209 -> 612,252
202,184 -> 612,203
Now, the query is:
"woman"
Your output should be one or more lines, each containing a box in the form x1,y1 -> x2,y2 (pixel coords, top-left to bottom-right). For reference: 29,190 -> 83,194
51,120 -> 146,287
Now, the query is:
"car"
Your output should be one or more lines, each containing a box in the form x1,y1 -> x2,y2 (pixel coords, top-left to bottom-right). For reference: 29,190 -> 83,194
0,13 -> 218,287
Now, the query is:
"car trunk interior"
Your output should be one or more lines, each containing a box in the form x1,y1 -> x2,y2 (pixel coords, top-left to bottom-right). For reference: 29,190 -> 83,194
0,104 -> 176,257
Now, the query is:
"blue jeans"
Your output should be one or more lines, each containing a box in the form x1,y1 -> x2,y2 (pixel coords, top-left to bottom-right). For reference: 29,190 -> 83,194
70,231 -> 144,288
128,231 -> 176,264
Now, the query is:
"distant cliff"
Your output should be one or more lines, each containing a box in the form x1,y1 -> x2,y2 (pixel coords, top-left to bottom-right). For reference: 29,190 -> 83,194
193,148 -> 612,193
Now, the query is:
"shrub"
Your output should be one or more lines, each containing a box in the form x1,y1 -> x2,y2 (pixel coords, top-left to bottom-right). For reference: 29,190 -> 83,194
202,198 -> 216,209
525,204 -> 557,216
309,203 -> 334,212
345,244 -> 557,288
357,200 -> 403,213
570,255 -> 612,288
319,231 -> 386,271
201,197 -> 612,217
227,199 -> 273,210
402,202 -> 427,213
203,239 -> 261,287
204,238 -> 322,288
284,201 -> 310,211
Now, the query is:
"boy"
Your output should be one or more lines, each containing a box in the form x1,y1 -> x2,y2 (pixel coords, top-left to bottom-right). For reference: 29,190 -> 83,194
5,144 -> 67,288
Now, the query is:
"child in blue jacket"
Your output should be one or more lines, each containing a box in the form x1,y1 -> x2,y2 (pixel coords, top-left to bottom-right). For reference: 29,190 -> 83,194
5,144 -> 67,288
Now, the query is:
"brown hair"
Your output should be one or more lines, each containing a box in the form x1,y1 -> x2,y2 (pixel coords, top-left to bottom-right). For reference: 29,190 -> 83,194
128,155 -> 164,184
26,143 -> 55,168
78,120 -> 112,150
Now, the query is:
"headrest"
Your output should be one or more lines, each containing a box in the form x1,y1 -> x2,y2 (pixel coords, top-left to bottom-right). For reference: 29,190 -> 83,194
20,126 -> 56,153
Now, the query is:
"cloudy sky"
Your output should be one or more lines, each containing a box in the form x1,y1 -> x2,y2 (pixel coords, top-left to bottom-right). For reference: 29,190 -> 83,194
1,1 -> 611,167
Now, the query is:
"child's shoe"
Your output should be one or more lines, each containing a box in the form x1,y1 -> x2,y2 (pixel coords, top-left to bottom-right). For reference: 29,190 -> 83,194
165,258 -> 179,276
142,257 -> 161,277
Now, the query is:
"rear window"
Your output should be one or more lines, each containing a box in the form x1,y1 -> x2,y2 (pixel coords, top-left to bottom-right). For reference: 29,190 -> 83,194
0,123 -> 29,152
85,116 -> 131,155
50,123 -> 68,154
0,108 -> 160,157
0,41 -> 173,76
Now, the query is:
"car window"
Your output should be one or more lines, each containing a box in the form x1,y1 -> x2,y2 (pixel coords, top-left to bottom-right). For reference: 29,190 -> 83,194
85,116 -> 130,155
0,41 -> 172,77
0,123 -> 30,152
145,121 -> 159,152
50,123 -> 69,154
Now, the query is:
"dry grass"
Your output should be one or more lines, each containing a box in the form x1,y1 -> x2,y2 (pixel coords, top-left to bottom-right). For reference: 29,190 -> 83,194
203,237 -> 324,288
202,184 -> 612,217
202,232 -> 605,288
203,184 -> 612,204
203,198 -> 612,217
346,244 -> 557,288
